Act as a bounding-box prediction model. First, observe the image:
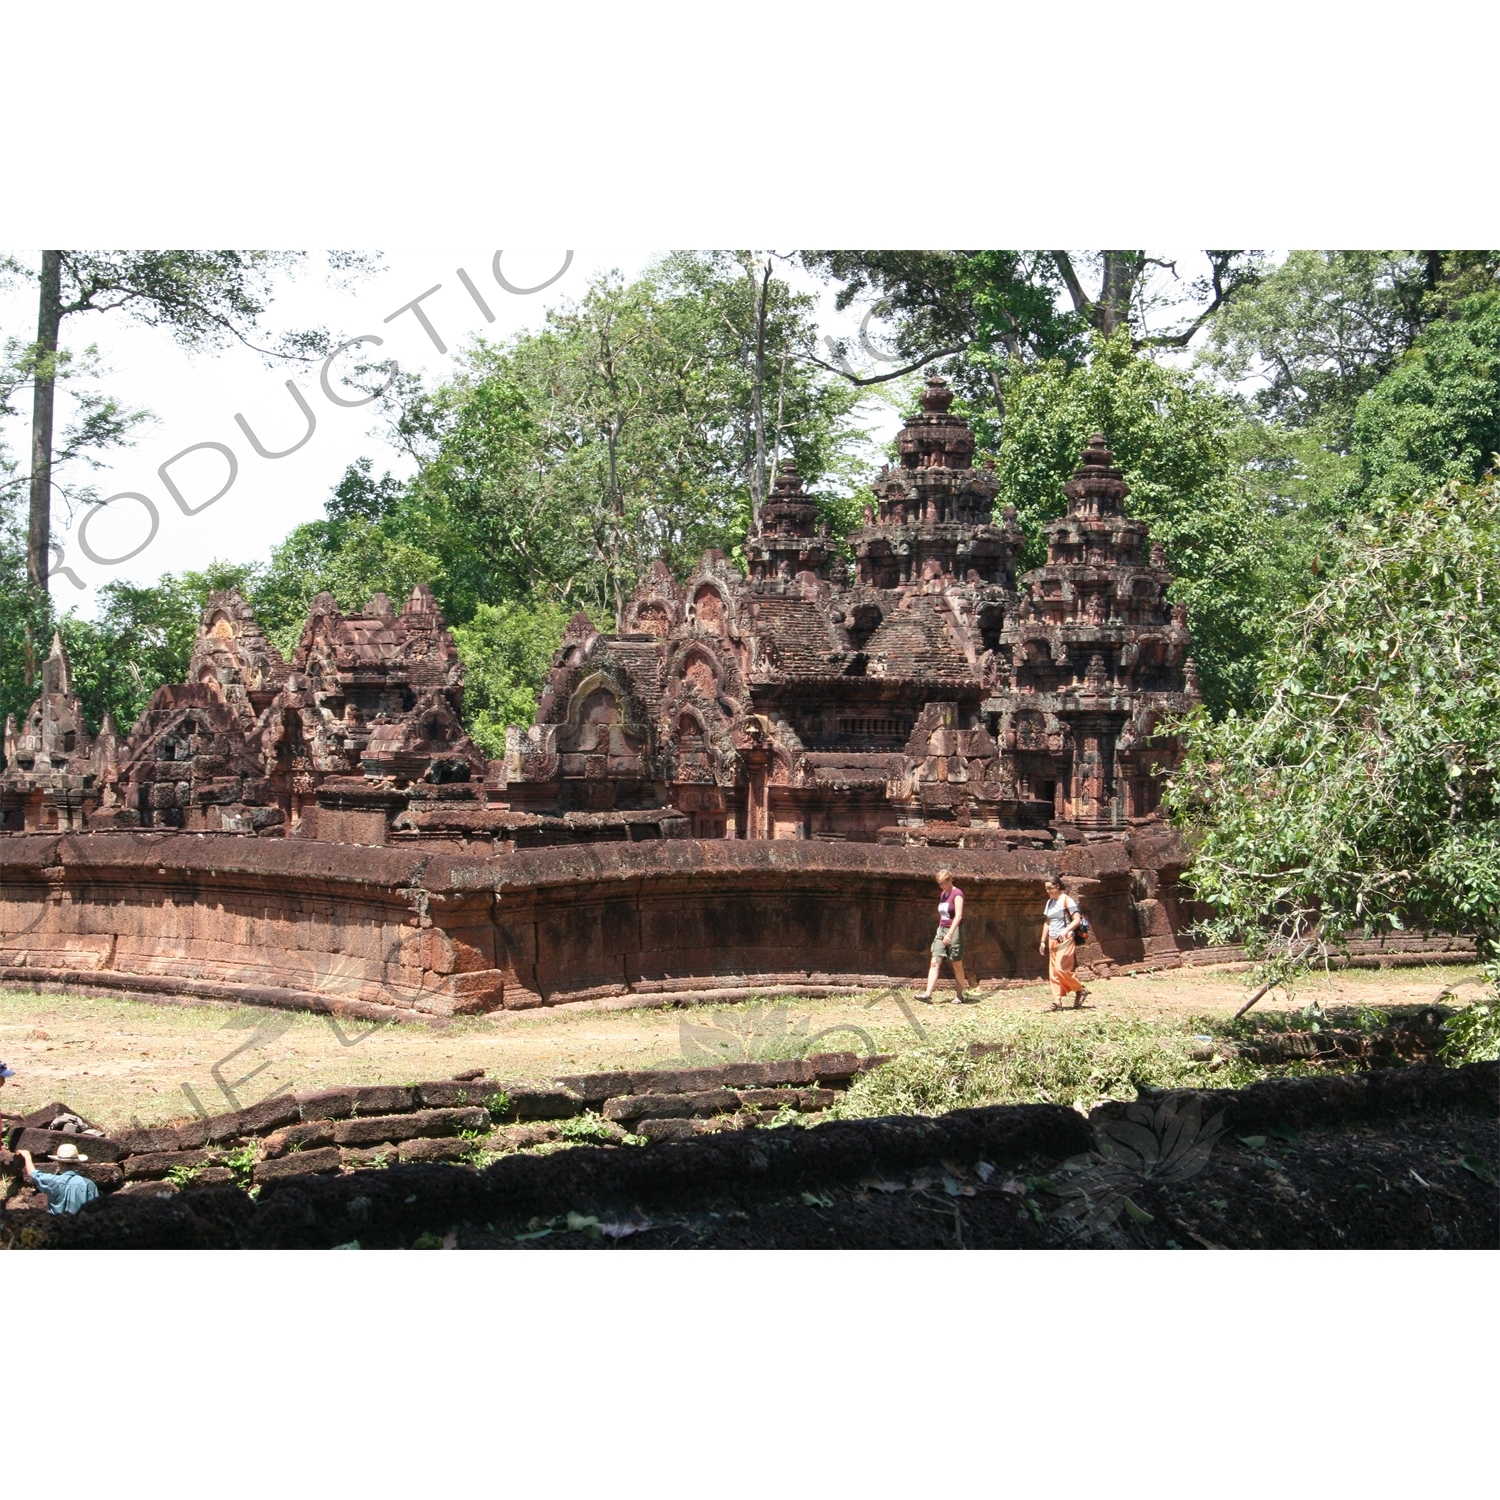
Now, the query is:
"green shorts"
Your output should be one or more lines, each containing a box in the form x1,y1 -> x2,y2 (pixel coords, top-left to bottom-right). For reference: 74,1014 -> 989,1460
931,927 -> 963,960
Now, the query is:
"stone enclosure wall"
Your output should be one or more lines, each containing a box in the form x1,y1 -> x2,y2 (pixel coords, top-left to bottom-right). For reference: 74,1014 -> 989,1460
0,829 -> 1204,1018
0,830 -> 1472,1020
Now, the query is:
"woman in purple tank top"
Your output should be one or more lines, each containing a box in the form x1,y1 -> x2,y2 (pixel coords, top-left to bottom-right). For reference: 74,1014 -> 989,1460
922,869 -> 974,1003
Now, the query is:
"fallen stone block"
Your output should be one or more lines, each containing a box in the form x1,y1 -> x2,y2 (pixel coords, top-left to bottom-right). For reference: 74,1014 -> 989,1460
736,1088 -> 839,1113
415,1079 -> 512,1110
14,1127 -> 125,1163
118,1178 -> 179,1198
481,1123 -> 566,1152
252,1146 -> 343,1183
804,1052 -> 861,1082
76,1162 -> 125,1192
501,1082 -> 584,1121
554,1055 -> 871,1102
398,1137 -> 480,1164
755,1060 -> 820,1086
633,1117 -> 697,1143
124,1149 -> 220,1180
296,1090 -> 357,1122
340,1144 -> 398,1168
619,1065 -> 753,1096
297,1085 -> 417,1122
635,1115 -> 750,1144
177,1095 -> 300,1149
16,1100 -> 85,1130
260,1122 -> 337,1159
349,1085 -> 419,1117
209,1094 -> 301,1141
603,1089 -> 741,1123
115,1127 -> 182,1156
330,1107 -> 489,1147
552,1071 -> 637,1104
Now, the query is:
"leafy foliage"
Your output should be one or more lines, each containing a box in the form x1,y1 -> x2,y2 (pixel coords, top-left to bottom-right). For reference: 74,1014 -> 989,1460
804,250 -> 1263,448
802,250 -> 1087,437
1198,251 -> 1437,445
256,516 -> 445,660
1165,477 -> 1500,971
0,491 -> 51,732
1440,984 -> 1500,1065
828,1012 -> 1264,1119
1350,290 -> 1500,501
450,599 -> 576,758
399,255 -> 870,623
41,251 -> 366,361
1199,251 -> 1499,453
0,335 -> 150,517
7,250 -> 378,595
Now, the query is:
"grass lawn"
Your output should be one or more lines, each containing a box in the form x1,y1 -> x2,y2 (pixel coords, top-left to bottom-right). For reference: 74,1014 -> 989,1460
0,962 -> 1484,1133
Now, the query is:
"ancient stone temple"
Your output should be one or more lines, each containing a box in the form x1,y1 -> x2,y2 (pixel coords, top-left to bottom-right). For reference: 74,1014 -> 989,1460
4,585 -> 494,843
0,388 -> 1252,1016
1,381 -> 1196,856
506,380 -> 1199,845
0,633 -> 119,832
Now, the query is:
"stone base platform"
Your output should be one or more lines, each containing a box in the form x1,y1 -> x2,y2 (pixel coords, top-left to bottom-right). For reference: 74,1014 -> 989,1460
0,830 -> 1474,1022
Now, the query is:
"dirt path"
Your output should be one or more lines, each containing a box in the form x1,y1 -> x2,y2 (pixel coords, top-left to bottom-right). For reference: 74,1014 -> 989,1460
0,962 -> 1482,1133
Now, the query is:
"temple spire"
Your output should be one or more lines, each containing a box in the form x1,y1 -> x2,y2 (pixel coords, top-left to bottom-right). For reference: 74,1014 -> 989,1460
42,629 -> 73,695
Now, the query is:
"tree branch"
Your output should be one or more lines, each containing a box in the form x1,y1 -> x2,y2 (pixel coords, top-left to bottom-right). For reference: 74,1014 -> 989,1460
1136,253 -> 1253,351
803,345 -> 965,387
1052,252 -> 1091,316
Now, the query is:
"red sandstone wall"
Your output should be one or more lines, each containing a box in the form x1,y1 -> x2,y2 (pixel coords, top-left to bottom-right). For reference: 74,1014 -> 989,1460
481,838 -> 1146,1004
0,832 -> 1166,1015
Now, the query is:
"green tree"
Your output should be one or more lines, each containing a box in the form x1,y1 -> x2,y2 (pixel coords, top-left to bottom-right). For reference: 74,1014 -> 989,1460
371,254 -> 870,627
254,477 -> 446,660
1199,251 -> 1499,451
804,251 -> 1261,447
0,489 -> 52,739
1165,477 -> 1500,992
1349,290 -> 1500,501
995,333 -> 1287,714
451,599 -> 577,757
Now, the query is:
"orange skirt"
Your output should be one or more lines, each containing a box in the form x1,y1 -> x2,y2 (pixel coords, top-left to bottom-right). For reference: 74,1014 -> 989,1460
1048,934 -> 1083,1000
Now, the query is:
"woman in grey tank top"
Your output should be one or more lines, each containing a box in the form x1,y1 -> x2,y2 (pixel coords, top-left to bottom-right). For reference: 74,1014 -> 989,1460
1039,877 -> 1086,1009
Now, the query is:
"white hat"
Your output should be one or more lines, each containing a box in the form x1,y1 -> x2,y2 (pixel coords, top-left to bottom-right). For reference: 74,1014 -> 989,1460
49,1141 -> 89,1163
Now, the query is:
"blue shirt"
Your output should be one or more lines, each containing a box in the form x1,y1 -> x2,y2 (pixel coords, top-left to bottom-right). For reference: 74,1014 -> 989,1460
32,1169 -> 99,1215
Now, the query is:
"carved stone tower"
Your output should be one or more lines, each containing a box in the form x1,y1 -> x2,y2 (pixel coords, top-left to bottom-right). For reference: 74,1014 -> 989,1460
852,375 -> 1022,590
745,461 -> 834,582
998,434 -> 1197,829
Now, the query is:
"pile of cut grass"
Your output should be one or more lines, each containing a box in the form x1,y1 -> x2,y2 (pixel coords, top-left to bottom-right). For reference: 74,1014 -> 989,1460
827,1011 -> 1296,1120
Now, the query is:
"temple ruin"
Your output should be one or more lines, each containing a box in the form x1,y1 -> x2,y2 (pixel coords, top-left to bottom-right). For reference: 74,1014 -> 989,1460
3,388 -> 1197,852
1,388 -> 1252,1014
508,383 -> 1199,846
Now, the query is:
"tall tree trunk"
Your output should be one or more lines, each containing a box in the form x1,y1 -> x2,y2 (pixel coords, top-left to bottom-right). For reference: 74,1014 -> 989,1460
1096,252 -> 1144,338
28,250 -> 63,595
747,258 -> 771,533
768,349 -> 788,476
